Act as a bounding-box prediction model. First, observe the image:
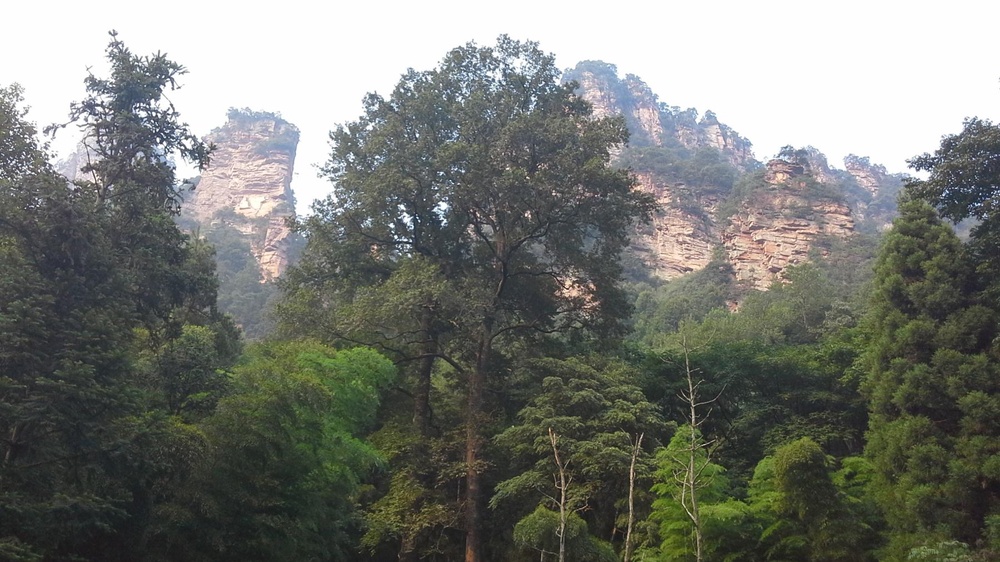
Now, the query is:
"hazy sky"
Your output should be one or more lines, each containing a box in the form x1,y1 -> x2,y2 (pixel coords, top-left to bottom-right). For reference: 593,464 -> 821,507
5,1 -> 1000,212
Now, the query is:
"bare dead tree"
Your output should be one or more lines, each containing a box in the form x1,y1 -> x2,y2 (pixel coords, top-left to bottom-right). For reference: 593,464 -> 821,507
623,431 -> 644,562
548,427 -> 571,562
666,333 -> 724,562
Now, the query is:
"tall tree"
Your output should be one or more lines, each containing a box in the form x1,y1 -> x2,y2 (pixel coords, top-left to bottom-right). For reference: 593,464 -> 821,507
745,441 -> 880,562
863,196 -> 1000,558
148,341 -> 395,562
282,36 -> 653,561
491,356 -> 666,557
1,33 -> 226,560
0,81 -> 136,561
57,30 -> 214,334
908,117 -> 1000,281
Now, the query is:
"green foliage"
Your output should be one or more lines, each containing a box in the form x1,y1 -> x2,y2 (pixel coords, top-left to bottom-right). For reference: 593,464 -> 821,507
863,197 -> 1000,558
620,145 -> 739,196
638,338 -> 868,481
908,118 -> 1000,274
747,440 -> 881,561
152,341 -> 395,561
217,108 -> 300,157
281,37 -> 654,559
0,34 -> 240,560
493,356 -> 668,546
196,218 -> 281,339
513,506 -> 617,562
715,169 -> 767,221
646,429 -> 758,562
0,84 -> 48,181
225,106 -> 285,123
630,255 -> 736,343
906,541 -> 974,562
665,259 -> 874,348
629,236 -> 880,350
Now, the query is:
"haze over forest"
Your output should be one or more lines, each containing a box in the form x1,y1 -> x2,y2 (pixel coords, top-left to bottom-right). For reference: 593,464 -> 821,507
4,8 -> 1000,562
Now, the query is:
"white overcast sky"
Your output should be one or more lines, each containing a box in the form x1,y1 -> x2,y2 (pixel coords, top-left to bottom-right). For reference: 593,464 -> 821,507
5,0 -> 1000,212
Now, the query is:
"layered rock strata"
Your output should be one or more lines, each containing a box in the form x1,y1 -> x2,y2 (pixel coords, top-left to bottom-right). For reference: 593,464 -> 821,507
184,111 -> 299,281
569,61 -> 866,288
723,161 -> 855,290
630,173 -> 718,278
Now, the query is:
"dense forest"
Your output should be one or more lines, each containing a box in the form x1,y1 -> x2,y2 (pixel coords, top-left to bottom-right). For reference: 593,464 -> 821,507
3,33 -> 1000,562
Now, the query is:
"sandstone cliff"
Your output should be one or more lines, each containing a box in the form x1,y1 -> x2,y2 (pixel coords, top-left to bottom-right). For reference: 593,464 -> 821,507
842,154 -> 904,232
630,172 -> 718,279
566,61 -> 755,170
567,61 -> 896,289
183,109 -> 299,281
723,160 -> 855,290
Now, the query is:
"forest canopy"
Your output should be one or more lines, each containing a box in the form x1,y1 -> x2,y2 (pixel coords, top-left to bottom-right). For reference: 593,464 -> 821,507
3,32 -> 1000,562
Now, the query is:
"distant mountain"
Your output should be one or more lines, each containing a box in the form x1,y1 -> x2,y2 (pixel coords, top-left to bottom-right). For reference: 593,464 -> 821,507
181,108 -> 300,281
564,61 -> 904,289
176,108 -> 302,338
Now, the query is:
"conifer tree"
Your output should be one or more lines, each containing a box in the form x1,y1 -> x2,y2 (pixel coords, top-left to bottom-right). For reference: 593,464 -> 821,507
863,196 -> 1000,558
0,34 -> 229,560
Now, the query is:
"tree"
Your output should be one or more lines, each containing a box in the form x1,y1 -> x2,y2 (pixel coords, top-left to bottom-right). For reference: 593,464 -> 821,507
908,118 -> 1000,279
648,429 -> 755,562
491,356 -> 666,558
863,196 -> 1000,558
666,334 -> 723,562
54,30 -> 214,334
747,440 -> 880,562
282,36 -> 653,561
1,34 -> 228,560
0,81 -> 135,561
147,342 -> 395,561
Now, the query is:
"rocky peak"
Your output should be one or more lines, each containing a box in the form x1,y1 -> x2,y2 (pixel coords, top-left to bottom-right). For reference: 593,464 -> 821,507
565,61 -> 756,170
764,158 -> 807,185
679,111 -> 756,172
723,179 -> 855,291
844,154 -> 890,196
183,108 -> 299,281
802,147 -> 838,185
568,62 -> 878,291
567,61 -> 665,146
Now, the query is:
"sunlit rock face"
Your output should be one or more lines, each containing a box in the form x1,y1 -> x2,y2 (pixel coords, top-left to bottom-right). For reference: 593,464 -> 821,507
723,160 -> 855,290
184,110 -> 299,281
568,61 -> 865,288
841,154 -> 904,232
629,172 -> 719,279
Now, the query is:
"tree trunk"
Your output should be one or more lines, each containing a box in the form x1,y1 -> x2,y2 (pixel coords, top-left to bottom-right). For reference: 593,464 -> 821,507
623,432 -> 643,562
549,428 -> 568,562
413,307 -> 436,436
412,352 -> 434,435
681,336 -> 705,562
464,325 -> 491,562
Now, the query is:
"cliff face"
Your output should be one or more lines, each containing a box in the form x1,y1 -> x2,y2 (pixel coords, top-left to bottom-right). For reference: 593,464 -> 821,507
630,172 -> 718,279
723,160 -> 855,290
568,61 -> 869,289
844,155 -> 886,196
574,66 -> 665,146
567,61 -> 755,170
184,110 -> 299,281
842,154 -> 904,232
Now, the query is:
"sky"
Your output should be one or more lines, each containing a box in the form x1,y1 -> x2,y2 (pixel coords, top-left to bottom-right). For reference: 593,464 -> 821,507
5,0 -> 1000,213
